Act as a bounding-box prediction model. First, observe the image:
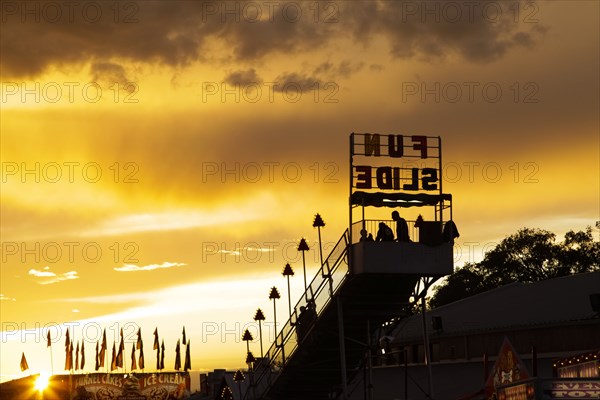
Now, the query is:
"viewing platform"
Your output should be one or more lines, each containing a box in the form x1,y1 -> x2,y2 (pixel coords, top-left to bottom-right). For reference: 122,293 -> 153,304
244,220 -> 456,400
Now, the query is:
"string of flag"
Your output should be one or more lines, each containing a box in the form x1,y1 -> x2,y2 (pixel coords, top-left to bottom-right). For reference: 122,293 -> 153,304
20,325 -> 191,375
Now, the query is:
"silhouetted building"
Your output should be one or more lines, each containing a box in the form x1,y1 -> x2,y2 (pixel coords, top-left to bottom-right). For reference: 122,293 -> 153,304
354,272 -> 600,400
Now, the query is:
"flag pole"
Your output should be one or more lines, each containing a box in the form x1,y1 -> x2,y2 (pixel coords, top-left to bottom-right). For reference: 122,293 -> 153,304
123,335 -> 127,374
123,343 -> 127,373
50,346 -> 54,376
48,331 -> 54,376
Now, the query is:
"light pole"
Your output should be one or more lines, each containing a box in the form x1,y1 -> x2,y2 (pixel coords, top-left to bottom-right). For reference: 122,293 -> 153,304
297,238 -> 310,301
242,329 -> 253,355
246,351 -> 256,400
313,213 -> 333,294
282,263 -> 295,320
269,286 -> 283,363
253,309 -> 265,358
246,351 -> 256,369
269,287 -> 280,340
313,213 -> 325,268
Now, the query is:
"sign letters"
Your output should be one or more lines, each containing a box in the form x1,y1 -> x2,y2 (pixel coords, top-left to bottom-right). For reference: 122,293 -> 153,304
352,134 -> 441,192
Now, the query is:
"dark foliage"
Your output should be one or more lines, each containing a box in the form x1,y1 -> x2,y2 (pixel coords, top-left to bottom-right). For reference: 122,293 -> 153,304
429,226 -> 599,308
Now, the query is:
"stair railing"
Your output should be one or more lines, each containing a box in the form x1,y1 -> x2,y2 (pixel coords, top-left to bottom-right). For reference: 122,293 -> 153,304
246,229 -> 351,399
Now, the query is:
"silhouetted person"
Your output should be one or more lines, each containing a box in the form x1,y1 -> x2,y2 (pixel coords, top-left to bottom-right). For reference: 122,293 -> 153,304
392,210 -> 410,242
296,306 -> 307,341
296,301 -> 317,342
360,229 -> 368,242
376,222 -> 394,241
360,229 -> 375,242
442,220 -> 460,244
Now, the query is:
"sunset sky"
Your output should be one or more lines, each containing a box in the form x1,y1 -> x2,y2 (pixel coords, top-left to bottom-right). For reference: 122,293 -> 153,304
1,0 -> 598,383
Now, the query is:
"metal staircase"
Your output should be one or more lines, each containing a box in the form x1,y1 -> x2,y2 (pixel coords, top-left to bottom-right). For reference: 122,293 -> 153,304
246,229 -> 350,400
244,225 -> 453,400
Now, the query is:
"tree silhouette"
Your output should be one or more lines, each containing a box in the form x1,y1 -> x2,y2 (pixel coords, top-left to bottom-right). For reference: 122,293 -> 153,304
430,226 -> 599,308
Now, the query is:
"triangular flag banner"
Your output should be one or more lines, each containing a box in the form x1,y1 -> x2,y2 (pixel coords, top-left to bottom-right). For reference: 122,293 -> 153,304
81,340 -> 85,370
174,340 -> 181,371
110,343 -> 117,371
156,344 -> 160,370
116,329 -> 125,368
116,340 -> 123,368
136,328 -> 142,350
138,344 -> 145,370
102,330 -> 107,349
64,341 -> 70,371
64,329 -> 71,370
131,343 -> 137,371
160,340 -> 165,370
75,342 -> 80,371
69,339 -> 74,370
110,342 -> 117,371
99,330 -> 107,368
47,331 -> 51,348
65,340 -> 73,371
95,342 -> 100,371
153,328 -> 159,350
20,353 -> 29,372
182,326 -> 186,345
184,341 -> 191,372
120,329 -> 125,350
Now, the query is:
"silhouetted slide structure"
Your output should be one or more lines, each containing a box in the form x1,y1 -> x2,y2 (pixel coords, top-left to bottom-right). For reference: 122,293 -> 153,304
245,134 -> 455,399
246,227 -> 453,399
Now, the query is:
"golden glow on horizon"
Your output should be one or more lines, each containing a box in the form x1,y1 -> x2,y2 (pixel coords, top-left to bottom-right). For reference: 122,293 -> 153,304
34,372 -> 50,392
1,0 -> 598,384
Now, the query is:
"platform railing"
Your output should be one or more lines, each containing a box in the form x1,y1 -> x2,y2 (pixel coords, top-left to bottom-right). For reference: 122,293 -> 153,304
351,219 -> 419,243
245,229 -> 351,399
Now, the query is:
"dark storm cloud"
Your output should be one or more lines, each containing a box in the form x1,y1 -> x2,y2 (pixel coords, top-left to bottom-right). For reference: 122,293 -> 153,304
272,72 -> 323,92
0,1 -> 544,78
314,61 -> 365,78
224,68 -> 262,86
0,0 -> 337,78
345,1 -> 545,63
90,62 -> 130,84
0,1 -> 211,77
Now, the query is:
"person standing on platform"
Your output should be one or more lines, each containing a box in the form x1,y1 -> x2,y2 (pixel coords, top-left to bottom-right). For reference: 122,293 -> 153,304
392,210 -> 411,242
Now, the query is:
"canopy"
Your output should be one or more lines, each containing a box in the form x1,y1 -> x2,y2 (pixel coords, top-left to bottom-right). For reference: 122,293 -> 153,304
351,191 -> 452,208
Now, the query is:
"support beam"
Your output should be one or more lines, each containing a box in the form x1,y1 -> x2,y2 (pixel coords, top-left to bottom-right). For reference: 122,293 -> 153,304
337,296 -> 348,399
366,320 -> 373,400
421,296 -> 434,399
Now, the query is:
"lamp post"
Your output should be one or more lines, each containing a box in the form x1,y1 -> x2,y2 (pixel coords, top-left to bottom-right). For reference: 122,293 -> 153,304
297,238 -> 310,301
313,213 -> 325,268
246,351 -> 256,369
253,309 -> 265,358
242,329 -> 253,355
246,351 -> 256,400
269,287 -> 280,340
313,213 -> 333,294
282,263 -> 295,320
269,286 -> 284,363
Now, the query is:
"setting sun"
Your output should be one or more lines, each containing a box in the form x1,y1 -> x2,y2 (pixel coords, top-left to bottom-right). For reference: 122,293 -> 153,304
34,372 -> 50,392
